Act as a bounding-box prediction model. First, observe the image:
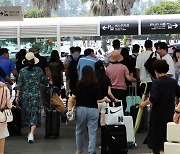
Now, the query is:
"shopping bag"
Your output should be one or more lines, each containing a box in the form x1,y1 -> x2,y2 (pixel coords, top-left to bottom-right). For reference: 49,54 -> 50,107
105,100 -> 124,125
51,93 -> 65,113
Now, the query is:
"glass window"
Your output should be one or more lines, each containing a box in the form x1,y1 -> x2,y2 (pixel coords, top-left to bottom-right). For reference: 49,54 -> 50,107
0,38 -> 17,64
20,37 -> 57,61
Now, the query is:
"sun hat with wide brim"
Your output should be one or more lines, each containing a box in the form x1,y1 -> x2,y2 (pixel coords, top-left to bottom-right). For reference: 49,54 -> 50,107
109,51 -> 121,62
22,52 -> 39,65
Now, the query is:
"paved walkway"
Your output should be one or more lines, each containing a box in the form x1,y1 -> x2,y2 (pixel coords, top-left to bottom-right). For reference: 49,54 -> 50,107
5,117 -> 152,154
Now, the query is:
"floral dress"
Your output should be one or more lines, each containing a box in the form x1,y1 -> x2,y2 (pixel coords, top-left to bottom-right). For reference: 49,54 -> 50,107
17,66 -> 48,127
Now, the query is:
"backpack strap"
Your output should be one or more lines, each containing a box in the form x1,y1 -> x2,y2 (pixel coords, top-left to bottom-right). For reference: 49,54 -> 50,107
149,52 -> 154,59
0,87 -> 4,110
70,55 -> 74,61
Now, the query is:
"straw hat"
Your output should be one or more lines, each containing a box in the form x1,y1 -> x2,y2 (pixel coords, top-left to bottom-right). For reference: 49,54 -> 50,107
109,51 -> 121,62
22,52 -> 39,64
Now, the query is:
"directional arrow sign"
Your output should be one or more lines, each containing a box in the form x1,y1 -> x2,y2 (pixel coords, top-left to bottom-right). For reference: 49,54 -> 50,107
0,6 -> 23,21
100,17 -> 138,35
141,18 -> 180,34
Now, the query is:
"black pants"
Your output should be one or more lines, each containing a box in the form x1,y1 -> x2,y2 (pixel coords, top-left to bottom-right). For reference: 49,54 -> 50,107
111,88 -> 127,113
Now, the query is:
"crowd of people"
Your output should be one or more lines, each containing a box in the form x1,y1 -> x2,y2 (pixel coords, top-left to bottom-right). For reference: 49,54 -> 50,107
0,39 -> 180,154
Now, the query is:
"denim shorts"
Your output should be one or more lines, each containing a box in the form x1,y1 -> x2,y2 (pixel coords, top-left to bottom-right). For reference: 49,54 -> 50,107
0,127 -> 9,139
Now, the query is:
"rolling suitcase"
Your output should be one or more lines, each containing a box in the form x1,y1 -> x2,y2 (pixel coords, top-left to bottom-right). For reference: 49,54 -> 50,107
167,122 -> 180,143
8,106 -> 21,136
164,142 -> 180,154
130,104 -> 149,132
126,84 -> 141,114
101,125 -> 128,154
45,108 -> 60,138
122,116 -> 136,147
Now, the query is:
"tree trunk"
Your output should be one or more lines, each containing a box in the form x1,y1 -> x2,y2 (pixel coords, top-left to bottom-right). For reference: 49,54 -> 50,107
101,36 -> 108,53
44,3 -> 51,17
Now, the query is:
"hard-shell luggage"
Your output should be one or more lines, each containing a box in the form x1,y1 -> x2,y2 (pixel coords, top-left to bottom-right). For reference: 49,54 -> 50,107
45,108 -> 60,138
8,106 -> 21,136
164,142 -> 180,154
122,116 -> 136,146
130,104 -> 148,132
45,86 -> 53,109
167,122 -> 180,143
126,84 -> 141,114
101,125 -> 128,154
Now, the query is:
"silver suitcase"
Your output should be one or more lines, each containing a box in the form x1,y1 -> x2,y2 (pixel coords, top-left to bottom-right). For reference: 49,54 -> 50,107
164,142 -> 180,154
167,122 -> 180,143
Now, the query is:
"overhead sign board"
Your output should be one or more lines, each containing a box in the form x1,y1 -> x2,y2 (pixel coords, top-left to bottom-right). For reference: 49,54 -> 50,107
100,19 -> 138,35
141,18 -> 180,34
0,6 -> 23,21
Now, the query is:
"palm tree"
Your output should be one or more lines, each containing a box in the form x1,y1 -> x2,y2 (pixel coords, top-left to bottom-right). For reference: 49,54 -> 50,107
31,0 -> 61,17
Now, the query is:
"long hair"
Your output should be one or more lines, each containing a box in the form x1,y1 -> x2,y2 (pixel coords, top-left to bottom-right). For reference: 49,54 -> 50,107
95,60 -> 106,83
49,50 -> 60,63
16,49 -> 26,61
121,48 -> 131,61
172,49 -> 180,62
95,61 -> 107,94
79,66 -> 97,86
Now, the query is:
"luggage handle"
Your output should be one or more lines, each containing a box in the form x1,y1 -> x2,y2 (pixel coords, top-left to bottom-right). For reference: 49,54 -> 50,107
106,100 -> 122,107
112,100 -> 122,107
129,82 -> 137,106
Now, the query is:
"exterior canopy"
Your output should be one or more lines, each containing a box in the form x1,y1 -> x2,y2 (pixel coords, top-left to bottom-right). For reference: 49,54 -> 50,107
0,14 -> 180,39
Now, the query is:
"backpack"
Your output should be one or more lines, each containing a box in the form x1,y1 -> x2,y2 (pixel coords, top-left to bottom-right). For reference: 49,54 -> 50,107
144,52 -> 157,80
68,55 -> 82,79
49,61 -> 64,85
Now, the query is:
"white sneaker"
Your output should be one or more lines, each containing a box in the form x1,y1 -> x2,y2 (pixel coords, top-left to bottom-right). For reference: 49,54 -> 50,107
28,133 -> 34,143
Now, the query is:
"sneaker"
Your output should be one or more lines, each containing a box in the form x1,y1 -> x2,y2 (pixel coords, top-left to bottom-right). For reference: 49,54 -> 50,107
28,133 -> 34,143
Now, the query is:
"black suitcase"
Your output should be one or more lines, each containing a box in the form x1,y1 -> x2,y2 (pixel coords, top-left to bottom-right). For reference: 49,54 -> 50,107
130,104 -> 149,132
45,86 -> 52,109
8,106 -> 21,136
45,108 -> 60,138
101,125 -> 128,154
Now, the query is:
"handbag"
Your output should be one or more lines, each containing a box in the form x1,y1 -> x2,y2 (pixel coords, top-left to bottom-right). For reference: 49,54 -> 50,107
105,100 -> 124,125
0,87 -> 13,123
51,92 -> 65,113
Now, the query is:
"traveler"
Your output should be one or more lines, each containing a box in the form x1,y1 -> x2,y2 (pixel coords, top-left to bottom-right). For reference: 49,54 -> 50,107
0,82 -> 12,154
0,48 -> 18,82
136,40 -> 154,95
15,52 -> 48,143
77,48 -> 98,79
48,50 -> 64,92
156,42 -> 175,79
105,39 -> 120,67
70,66 -> 105,154
29,45 -> 52,112
140,60 -> 180,154
106,51 -> 136,112
65,46 -> 81,93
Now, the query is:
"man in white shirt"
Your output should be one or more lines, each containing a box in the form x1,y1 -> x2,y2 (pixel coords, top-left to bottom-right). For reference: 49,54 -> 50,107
136,40 -> 154,94
105,39 -> 120,67
156,42 -> 175,78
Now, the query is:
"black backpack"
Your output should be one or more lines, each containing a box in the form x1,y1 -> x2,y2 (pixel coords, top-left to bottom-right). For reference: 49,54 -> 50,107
68,55 -> 82,79
144,52 -> 157,80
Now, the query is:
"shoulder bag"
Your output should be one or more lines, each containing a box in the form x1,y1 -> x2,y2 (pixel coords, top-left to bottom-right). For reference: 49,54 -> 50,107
0,87 -> 13,123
